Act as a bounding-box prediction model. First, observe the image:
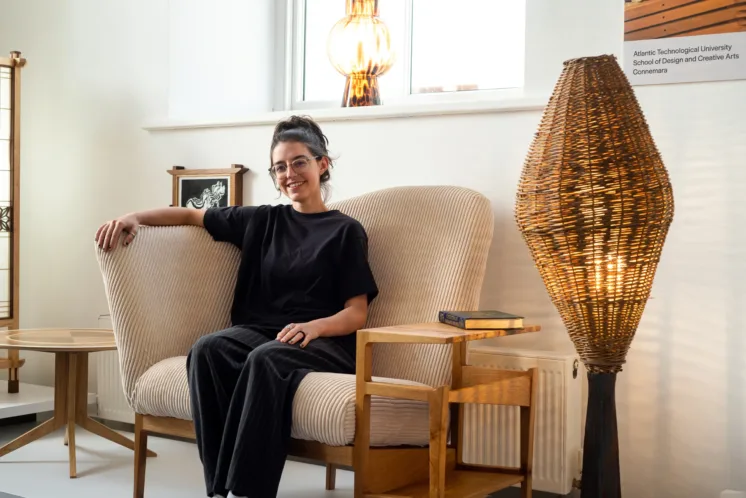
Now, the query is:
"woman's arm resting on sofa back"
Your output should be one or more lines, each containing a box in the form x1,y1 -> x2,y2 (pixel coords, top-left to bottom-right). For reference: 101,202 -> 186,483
96,207 -> 205,251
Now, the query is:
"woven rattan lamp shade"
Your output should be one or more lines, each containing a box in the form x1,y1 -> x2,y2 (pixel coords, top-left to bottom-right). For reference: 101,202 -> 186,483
515,55 -> 674,497
516,55 -> 674,374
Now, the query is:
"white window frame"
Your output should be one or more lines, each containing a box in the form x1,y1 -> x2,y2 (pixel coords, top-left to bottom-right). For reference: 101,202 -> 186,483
276,0 -> 528,112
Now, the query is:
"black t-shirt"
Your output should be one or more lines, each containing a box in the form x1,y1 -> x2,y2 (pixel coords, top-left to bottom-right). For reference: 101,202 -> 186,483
203,204 -> 379,347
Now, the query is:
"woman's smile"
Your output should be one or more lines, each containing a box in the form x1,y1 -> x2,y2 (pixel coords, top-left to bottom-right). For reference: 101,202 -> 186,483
286,180 -> 306,192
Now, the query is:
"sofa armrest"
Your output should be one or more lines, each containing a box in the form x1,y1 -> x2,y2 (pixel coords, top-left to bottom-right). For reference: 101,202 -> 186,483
95,225 -> 240,405
358,322 -> 541,345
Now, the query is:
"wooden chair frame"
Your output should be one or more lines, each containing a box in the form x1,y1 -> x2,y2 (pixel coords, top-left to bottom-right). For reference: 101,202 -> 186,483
131,324 -> 538,498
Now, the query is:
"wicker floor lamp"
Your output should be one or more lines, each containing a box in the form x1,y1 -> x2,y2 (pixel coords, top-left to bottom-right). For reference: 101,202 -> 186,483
515,55 -> 674,497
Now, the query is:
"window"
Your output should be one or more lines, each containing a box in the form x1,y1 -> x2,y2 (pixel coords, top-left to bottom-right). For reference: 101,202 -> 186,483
288,0 -> 527,109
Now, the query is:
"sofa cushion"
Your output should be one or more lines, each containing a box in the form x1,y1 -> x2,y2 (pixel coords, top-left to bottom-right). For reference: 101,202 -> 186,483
133,357 -> 431,447
134,356 -> 192,420
290,371 -> 431,447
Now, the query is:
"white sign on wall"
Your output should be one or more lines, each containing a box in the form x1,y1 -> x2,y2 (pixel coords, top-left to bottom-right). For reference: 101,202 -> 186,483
622,0 -> 746,86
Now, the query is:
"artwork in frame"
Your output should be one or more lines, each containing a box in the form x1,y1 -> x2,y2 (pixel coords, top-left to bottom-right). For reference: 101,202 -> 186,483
167,165 -> 248,209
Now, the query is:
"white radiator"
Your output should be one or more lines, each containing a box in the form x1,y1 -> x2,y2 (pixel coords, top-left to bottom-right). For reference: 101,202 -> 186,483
95,314 -> 135,424
462,346 -> 582,495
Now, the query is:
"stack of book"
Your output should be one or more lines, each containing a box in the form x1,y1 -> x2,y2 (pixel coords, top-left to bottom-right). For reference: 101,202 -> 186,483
438,310 -> 524,330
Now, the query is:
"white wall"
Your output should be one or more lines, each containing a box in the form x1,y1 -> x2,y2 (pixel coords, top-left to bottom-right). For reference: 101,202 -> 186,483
2,1 -> 745,498
0,0 -> 169,387
168,0 -> 274,121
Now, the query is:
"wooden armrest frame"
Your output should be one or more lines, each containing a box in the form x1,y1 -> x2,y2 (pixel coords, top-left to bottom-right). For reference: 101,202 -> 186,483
365,381 -> 434,402
357,322 -> 541,345
353,323 -> 541,497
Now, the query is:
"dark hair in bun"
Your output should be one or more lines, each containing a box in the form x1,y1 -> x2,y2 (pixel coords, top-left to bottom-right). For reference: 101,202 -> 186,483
270,115 -> 334,196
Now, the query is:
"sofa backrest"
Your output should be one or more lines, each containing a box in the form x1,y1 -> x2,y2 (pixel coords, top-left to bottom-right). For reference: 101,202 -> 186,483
97,185 -> 494,404
330,185 -> 494,387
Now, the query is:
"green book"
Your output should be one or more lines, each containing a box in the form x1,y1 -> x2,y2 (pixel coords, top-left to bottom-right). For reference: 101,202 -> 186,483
438,310 -> 524,330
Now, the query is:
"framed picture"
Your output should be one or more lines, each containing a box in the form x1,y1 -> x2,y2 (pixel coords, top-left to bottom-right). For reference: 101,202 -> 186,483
167,165 -> 248,209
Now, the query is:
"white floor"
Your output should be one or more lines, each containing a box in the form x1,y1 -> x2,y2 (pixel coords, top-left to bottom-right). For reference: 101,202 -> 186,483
0,417 -> 354,498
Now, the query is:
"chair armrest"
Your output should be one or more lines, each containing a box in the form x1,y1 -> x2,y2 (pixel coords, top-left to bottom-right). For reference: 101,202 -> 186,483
95,225 -> 240,404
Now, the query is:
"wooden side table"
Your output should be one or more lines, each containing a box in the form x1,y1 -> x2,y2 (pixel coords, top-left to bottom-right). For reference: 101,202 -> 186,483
0,328 -> 156,477
353,322 -> 541,498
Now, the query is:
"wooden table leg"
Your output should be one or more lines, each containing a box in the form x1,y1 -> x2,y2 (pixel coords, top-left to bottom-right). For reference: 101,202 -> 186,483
68,353 -> 78,478
54,353 -> 70,428
74,353 -> 156,458
0,349 -> 155,474
0,418 -> 57,457
80,417 -> 156,457
0,353 -> 69,457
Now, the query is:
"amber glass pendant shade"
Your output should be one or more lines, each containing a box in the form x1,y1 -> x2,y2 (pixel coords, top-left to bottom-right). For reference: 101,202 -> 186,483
515,55 -> 674,497
327,0 -> 395,107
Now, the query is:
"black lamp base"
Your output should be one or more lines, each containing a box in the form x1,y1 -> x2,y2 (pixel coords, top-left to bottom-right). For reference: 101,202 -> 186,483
581,371 -> 622,498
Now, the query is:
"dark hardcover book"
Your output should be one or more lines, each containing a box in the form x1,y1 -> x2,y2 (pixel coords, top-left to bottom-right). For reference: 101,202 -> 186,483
438,310 -> 524,330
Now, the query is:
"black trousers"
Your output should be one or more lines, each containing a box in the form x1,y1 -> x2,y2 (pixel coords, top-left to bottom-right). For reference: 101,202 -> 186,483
186,326 -> 356,498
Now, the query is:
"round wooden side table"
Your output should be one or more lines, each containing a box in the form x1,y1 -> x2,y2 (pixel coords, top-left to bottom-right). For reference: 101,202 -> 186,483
0,328 -> 156,477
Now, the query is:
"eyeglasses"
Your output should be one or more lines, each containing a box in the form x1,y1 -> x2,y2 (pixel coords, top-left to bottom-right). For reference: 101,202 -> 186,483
269,156 -> 321,177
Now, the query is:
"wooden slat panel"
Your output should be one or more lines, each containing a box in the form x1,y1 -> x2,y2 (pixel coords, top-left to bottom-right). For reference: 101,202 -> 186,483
366,448 -> 454,494
461,366 -> 530,387
367,469 -> 524,498
626,4 -> 746,40
449,367 -> 531,406
625,0 -> 702,21
449,380 -> 531,406
672,18 -> 746,35
365,381 -> 433,401
625,0 -> 746,33
456,463 -> 523,474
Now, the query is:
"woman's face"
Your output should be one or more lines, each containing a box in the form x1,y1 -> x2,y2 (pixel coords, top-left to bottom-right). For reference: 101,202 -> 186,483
271,141 -> 328,204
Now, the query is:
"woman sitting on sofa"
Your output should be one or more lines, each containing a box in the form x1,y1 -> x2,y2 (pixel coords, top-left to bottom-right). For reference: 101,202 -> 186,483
95,116 -> 379,498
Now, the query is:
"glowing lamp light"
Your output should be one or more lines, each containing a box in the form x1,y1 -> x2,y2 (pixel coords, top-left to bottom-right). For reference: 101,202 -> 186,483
327,0 -> 395,107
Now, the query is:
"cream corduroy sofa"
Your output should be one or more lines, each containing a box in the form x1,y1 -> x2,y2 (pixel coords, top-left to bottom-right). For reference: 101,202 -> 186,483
96,185 -> 495,497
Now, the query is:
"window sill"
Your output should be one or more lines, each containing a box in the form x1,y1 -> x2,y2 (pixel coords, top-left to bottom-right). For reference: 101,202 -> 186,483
141,96 -> 548,131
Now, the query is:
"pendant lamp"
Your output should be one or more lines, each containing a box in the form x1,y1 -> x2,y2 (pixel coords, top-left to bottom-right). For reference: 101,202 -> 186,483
327,0 -> 395,107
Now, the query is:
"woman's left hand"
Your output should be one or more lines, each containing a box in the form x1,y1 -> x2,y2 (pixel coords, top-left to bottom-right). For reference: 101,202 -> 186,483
276,321 -> 323,348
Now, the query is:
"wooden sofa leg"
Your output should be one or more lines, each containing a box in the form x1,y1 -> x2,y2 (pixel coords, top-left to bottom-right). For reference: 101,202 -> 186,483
325,464 -> 336,490
134,414 -> 148,498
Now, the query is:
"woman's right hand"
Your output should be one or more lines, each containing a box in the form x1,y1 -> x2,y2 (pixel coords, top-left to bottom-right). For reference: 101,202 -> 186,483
95,213 -> 140,251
